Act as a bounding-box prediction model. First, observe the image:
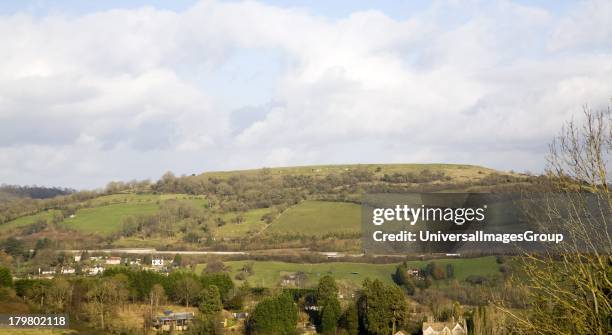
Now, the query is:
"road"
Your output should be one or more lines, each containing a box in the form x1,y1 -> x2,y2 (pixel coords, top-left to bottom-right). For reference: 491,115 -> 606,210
60,248 -> 373,258
62,248 -> 248,255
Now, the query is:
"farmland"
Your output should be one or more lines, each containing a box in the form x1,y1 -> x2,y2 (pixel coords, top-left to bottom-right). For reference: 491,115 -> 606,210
61,194 -> 207,236
216,208 -> 271,238
61,202 -> 160,235
0,163 -> 523,249
195,256 -> 501,288
0,209 -> 61,232
267,200 -> 361,235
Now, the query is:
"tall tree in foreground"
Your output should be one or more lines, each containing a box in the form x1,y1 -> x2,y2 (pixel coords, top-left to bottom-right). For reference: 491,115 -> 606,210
341,302 -> 359,335
247,293 -> 298,335
501,106 -> 611,334
199,285 -> 222,315
359,279 -> 408,335
317,275 -> 341,334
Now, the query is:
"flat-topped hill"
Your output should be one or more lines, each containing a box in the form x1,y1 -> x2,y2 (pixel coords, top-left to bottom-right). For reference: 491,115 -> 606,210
0,163 -> 526,251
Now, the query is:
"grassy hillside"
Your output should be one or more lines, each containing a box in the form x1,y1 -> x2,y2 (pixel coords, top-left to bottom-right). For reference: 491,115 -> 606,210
267,200 -> 361,235
61,194 -> 207,236
0,209 -> 61,232
61,202 -> 160,236
199,163 -> 497,183
216,208 -> 271,238
0,163 -> 522,249
196,256 -> 501,288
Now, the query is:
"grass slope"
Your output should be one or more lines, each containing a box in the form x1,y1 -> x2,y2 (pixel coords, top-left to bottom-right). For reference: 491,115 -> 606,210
61,194 -> 206,236
62,202 -> 160,236
197,257 -> 500,288
0,210 -> 60,232
268,200 -> 361,235
216,208 -> 271,238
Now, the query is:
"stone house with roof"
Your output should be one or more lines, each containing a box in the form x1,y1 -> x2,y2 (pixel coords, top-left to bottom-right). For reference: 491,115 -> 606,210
422,316 -> 468,335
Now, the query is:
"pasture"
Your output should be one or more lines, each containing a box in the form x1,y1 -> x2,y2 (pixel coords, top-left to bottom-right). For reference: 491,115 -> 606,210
216,208 -> 271,238
267,200 -> 361,235
61,202 -> 160,235
196,256 -> 501,288
0,210 -> 61,232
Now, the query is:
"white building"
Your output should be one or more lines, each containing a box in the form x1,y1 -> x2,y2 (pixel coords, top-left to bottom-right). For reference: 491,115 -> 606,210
106,257 -> 121,265
152,258 -> 164,266
422,317 -> 468,335
88,265 -> 104,275
61,267 -> 75,274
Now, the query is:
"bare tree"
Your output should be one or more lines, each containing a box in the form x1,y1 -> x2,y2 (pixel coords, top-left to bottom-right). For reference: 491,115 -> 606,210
500,106 -> 611,334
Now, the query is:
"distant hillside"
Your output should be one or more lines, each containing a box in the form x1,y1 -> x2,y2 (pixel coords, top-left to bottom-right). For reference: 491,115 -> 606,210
197,163 -> 499,183
0,163 -> 532,251
0,185 -> 74,200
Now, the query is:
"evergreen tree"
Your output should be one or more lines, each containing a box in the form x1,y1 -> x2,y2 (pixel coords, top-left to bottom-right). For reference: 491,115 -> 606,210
320,298 -> 341,334
359,279 -> 408,335
317,275 -> 338,307
248,293 -> 298,335
0,267 -> 12,287
199,285 -> 222,315
173,254 -> 183,267
201,272 -> 234,302
317,275 -> 341,334
341,303 -> 359,335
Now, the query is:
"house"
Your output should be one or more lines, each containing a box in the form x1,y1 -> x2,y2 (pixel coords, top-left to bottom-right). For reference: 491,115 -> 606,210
74,255 -> 82,262
87,265 -> 104,275
61,267 -> 75,274
281,274 -> 298,287
153,311 -> 194,332
106,257 -> 121,265
422,317 -> 468,335
152,258 -> 164,266
232,312 -> 249,320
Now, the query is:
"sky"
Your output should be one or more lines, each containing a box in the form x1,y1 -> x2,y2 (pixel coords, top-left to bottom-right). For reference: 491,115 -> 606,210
0,0 -> 611,189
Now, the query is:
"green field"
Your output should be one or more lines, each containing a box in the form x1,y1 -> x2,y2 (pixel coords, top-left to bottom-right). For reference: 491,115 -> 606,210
196,257 -> 500,288
0,210 -> 61,232
216,208 -> 271,237
1,194 -> 208,236
60,194 -> 207,236
268,200 -> 361,235
61,202 -> 160,235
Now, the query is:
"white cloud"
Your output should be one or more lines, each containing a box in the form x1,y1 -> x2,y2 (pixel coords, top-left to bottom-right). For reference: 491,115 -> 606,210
0,0 -> 611,188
